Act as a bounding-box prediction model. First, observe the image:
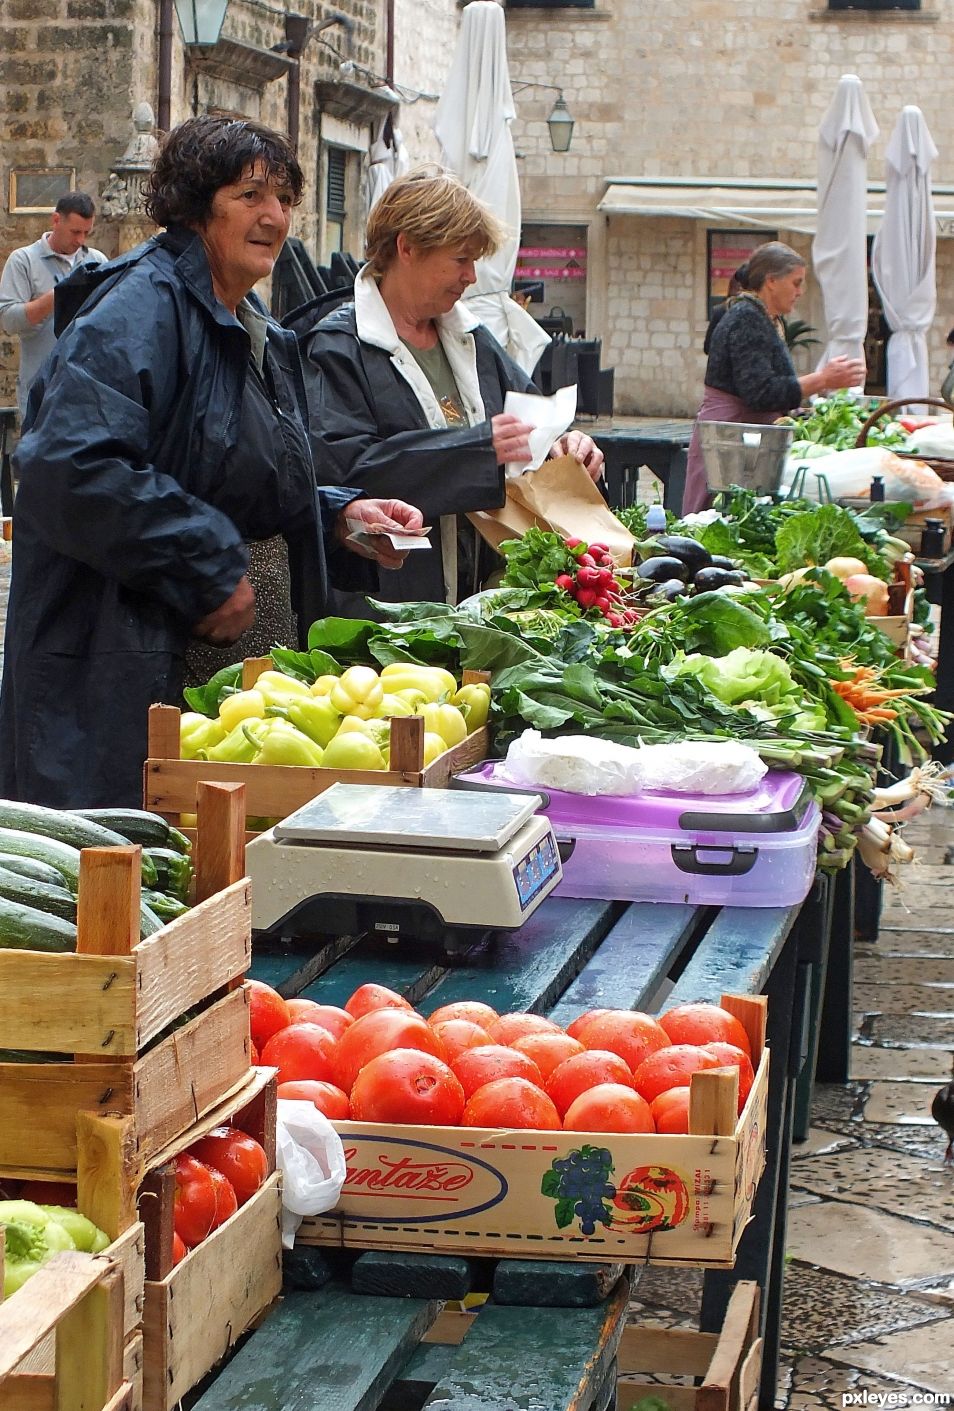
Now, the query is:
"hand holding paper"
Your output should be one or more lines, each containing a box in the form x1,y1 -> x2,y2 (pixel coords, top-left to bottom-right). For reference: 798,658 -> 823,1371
337,497 -> 428,570
502,385 -> 578,477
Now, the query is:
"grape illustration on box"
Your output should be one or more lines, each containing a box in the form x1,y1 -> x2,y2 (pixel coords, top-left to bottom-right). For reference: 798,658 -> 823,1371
542,1149 -> 690,1236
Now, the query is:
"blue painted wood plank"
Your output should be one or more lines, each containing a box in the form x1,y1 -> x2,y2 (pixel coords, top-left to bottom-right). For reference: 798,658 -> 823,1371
547,903 -> 698,1027
298,934 -> 450,1009
419,898 -> 621,1018
421,1275 -> 630,1410
249,932 -> 357,997
663,905 -> 799,1008
492,1259 -> 626,1308
352,1250 -> 473,1300
189,1285 -> 439,1411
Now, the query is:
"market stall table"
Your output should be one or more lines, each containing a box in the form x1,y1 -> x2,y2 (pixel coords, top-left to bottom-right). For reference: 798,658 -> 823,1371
588,416 -> 694,513
192,883 -> 826,1411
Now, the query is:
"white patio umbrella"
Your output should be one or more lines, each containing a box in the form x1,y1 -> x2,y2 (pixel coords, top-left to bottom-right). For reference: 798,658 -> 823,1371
871,106 -> 938,403
367,117 -> 395,216
812,74 -> 879,373
433,0 -> 549,373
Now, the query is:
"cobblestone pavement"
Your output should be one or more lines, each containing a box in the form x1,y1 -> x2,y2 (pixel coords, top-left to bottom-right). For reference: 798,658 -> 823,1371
625,808 -> 954,1408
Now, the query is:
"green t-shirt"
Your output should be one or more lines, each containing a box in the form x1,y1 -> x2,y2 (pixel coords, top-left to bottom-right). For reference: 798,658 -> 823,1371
400,337 -> 467,427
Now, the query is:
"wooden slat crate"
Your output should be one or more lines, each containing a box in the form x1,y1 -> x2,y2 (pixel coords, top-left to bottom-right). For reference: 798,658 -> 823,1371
616,1280 -> 762,1411
0,783 -> 253,1242
144,658 -> 491,838
300,995 -> 768,1270
0,1247 -> 136,1411
138,1070 -> 282,1411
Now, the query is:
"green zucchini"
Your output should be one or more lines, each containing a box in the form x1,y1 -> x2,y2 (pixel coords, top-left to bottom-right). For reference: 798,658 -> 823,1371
74,809 -> 192,856
0,853 -> 68,888
0,803 -> 158,887
143,848 -> 193,903
142,889 -> 190,923
0,867 -> 77,923
0,895 -> 77,952
0,828 -> 83,889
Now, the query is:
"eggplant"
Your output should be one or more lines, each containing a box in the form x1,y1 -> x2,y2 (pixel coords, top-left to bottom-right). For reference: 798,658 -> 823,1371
647,535 -> 712,575
637,555 -> 691,583
709,554 -> 740,571
693,566 -> 747,591
650,578 -> 689,602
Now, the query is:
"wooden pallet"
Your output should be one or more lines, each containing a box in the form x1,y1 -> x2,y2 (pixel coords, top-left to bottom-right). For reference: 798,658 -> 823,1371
0,1248 -> 136,1411
0,782 -> 252,1242
144,658 -> 491,838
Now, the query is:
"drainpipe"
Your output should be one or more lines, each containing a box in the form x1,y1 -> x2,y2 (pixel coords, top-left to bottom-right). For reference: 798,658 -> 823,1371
385,0 -> 394,85
286,56 -> 301,148
157,0 -> 173,133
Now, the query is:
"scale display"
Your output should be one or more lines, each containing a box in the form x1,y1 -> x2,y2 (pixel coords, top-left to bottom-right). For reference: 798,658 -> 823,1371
274,783 -> 542,854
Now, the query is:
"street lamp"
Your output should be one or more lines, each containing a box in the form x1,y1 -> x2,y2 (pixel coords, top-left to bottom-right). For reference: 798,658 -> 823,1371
512,81 -> 575,154
173,0 -> 229,47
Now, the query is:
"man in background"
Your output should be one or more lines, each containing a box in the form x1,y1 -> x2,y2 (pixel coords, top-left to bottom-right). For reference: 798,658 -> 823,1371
0,192 -> 107,419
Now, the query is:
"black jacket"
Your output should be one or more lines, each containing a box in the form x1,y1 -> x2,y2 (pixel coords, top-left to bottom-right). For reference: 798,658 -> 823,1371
295,290 -> 538,605
0,229 -> 360,807
704,297 -> 802,413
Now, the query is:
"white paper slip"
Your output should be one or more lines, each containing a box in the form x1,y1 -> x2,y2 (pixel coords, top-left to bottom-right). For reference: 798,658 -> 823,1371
503,383 -> 578,477
345,522 -> 433,551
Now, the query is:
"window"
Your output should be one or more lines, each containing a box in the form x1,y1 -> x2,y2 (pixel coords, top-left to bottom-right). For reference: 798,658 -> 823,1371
323,147 -> 348,263
9,168 -> 75,214
827,1 -> 919,10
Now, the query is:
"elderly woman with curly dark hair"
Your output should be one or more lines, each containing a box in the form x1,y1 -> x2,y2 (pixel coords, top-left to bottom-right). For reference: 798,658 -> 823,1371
0,115 -> 423,808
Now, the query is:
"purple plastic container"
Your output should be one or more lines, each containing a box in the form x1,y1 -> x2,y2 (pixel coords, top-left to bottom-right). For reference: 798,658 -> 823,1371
456,763 -> 820,908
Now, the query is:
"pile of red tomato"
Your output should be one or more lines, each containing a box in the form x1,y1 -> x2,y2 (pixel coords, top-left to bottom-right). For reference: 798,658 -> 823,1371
248,980 -> 756,1137
172,1125 -> 269,1264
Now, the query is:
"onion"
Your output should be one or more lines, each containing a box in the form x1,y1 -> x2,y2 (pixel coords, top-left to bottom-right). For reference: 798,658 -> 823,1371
824,557 -> 869,581
843,574 -> 890,615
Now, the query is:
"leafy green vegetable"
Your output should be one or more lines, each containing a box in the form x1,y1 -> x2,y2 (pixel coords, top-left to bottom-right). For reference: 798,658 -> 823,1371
183,663 -> 242,717
780,392 -> 908,451
499,528 -> 576,589
774,503 -> 885,578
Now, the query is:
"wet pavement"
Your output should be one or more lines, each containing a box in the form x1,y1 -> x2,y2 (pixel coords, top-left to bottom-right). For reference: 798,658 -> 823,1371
627,807 -> 954,1406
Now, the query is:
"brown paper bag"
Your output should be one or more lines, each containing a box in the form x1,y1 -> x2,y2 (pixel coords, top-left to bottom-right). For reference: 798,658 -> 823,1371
470,455 -> 635,565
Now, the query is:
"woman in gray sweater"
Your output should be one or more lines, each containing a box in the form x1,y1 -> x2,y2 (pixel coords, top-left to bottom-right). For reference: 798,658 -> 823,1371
682,242 -> 865,513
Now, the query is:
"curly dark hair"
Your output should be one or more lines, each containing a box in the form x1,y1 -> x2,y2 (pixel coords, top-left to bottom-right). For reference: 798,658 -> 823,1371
144,115 -> 304,228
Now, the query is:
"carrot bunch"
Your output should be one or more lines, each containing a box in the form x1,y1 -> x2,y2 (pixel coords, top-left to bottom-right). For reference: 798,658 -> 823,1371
831,663 -> 923,725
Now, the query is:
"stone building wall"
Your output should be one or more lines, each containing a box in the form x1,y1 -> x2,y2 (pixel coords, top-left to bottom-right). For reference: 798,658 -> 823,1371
507,0 -> 954,414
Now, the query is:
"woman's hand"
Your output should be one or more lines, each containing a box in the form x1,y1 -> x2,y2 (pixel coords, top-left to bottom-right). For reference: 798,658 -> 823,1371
336,497 -> 426,570
193,575 -> 256,645
491,413 -> 535,467
820,356 -> 866,391
550,431 -> 605,482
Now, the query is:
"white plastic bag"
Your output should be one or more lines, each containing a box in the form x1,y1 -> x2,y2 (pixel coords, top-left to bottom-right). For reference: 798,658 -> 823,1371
275,1099 -> 347,1249
504,730 -> 648,796
781,445 -> 954,510
631,741 -> 767,795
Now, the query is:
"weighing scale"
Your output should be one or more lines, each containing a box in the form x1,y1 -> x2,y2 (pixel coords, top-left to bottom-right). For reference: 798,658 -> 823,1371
246,782 -> 562,952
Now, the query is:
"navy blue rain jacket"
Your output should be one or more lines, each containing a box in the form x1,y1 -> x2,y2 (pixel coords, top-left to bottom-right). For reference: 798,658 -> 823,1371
0,228 -> 360,807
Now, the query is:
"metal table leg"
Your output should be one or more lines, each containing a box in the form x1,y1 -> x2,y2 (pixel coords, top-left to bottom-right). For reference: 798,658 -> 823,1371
814,860 -> 854,1083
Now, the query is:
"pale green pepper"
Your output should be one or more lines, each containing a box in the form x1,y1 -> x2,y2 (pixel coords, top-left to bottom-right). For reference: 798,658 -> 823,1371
452,682 -> 491,730
330,665 -> 384,720
180,712 -> 226,759
242,720 -> 325,767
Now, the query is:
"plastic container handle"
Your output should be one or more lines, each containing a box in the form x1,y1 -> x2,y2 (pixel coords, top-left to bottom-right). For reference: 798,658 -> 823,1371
553,836 -> 577,865
670,844 -> 758,876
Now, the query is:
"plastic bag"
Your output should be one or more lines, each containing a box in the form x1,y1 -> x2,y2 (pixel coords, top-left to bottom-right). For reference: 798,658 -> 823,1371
275,1098 -> 347,1249
906,422 -> 954,460
631,741 -> 767,795
781,446 -> 954,510
504,730 -> 647,796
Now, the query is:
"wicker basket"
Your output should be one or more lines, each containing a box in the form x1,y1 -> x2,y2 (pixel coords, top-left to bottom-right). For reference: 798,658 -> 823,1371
855,396 -> 954,481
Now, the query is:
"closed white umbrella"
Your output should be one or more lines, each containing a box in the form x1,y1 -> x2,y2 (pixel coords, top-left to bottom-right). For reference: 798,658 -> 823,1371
433,0 -> 549,373
367,117 -> 395,216
871,106 -> 938,403
813,74 -> 879,372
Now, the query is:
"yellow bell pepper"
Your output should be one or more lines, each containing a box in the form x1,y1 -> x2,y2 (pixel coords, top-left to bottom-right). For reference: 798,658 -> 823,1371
330,665 -> 384,719
422,731 -> 448,765
418,702 -> 469,748
392,688 -> 430,710
309,674 -> 341,697
217,689 -> 266,732
379,663 -> 458,701
253,670 -> 312,706
282,696 -> 342,748
204,721 -> 260,763
376,693 -> 415,718
452,682 -> 491,731
179,713 -> 225,759
242,720 -> 324,767
321,731 -> 387,771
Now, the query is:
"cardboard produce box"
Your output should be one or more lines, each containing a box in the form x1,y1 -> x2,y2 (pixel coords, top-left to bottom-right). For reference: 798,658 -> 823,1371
299,996 -> 767,1271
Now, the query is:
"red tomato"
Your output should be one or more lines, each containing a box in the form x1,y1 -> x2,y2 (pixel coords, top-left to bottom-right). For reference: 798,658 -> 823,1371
510,1031 -> 584,1081
563,1083 -> 655,1134
18,1180 -> 77,1206
207,1166 -> 238,1229
246,979 -> 290,1050
450,1044 -> 544,1100
431,1019 -> 492,1062
658,1003 -> 752,1059
566,1008 -> 612,1041
190,1126 -> 269,1207
427,1001 -> 499,1029
260,1022 -> 337,1085
285,999 -> 353,1038
545,1049 -> 635,1118
702,1043 -> 755,1113
332,1008 -> 444,1094
344,984 -> 413,1020
461,1077 -> 561,1130
632,1044 -> 721,1104
172,1154 -> 217,1248
172,1231 -> 188,1265
350,1049 -> 465,1126
650,1088 -> 690,1134
278,1080 -> 350,1120
576,1011 -> 670,1074
250,1039 -> 260,1065
487,1013 -> 562,1046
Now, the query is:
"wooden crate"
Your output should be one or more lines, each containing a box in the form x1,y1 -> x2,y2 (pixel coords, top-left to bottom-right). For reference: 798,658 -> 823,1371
0,1248 -> 136,1411
616,1280 -> 761,1411
138,1070 -> 282,1411
0,783 -> 253,1241
144,658 -> 491,837
299,995 -> 769,1271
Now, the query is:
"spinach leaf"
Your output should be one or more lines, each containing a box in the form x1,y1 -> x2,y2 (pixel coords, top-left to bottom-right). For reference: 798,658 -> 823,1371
182,663 -> 243,716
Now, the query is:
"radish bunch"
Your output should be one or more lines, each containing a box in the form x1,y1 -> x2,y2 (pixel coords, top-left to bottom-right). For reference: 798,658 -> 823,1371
554,539 -> 638,627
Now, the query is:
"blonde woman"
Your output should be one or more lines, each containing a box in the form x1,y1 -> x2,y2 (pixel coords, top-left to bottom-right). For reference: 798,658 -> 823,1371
295,166 -> 603,606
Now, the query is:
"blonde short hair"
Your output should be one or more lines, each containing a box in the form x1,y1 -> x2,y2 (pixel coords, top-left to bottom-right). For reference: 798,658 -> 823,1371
365,164 -> 506,275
